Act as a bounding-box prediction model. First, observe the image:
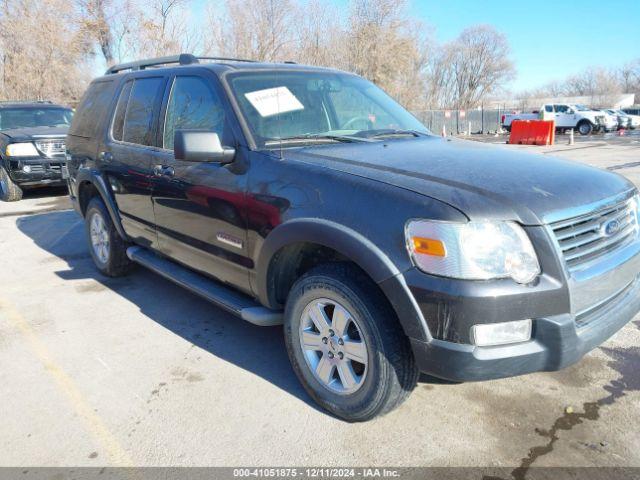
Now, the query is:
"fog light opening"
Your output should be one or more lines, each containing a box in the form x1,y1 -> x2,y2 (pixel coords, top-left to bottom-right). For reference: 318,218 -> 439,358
22,165 -> 31,173
471,319 -> 532,347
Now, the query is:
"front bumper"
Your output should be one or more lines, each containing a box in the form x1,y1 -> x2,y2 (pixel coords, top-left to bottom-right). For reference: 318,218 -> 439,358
395,223 -> 640,382
409,275 -> 640,381
7,157 -> 67,186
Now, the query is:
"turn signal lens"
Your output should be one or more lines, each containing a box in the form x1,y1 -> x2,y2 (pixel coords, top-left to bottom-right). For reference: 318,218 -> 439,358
412,237 -> 446,257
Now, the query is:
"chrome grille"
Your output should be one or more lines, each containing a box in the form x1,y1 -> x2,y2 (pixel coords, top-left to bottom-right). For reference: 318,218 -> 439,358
550,198 -> 639,272
34,139 -> 65,157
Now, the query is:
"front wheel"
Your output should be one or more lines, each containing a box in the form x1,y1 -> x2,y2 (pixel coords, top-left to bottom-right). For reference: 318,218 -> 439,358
284,263 -> 418,422
577,121 -> 593,136
0,167 -> 23,202
84,196 -> 133,277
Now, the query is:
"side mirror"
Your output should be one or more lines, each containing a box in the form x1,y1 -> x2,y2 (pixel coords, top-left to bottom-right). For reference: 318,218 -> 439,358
174,130 -> 235,164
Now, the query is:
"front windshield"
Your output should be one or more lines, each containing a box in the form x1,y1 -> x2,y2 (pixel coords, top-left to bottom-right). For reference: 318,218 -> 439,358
227,71 -> 429,148
574,104 -> 591,112
0,107 -> 73,131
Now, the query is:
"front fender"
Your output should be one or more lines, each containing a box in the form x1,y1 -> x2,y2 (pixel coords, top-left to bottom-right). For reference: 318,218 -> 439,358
256,218 -> 431,341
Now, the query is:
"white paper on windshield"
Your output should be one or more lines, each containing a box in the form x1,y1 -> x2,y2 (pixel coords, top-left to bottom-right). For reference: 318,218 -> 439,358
245,87 -> 304,117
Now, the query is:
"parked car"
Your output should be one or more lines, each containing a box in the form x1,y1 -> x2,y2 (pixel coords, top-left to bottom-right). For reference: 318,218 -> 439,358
67,55 -> 640,421
0,101 -> 73,201
604,109 -> 631,130
614,109 -> 640,129
599,109 -> 621,132
502,104 -> 607,135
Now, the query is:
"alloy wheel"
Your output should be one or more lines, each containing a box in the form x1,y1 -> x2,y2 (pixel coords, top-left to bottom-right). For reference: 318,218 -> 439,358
299,298 -> 368,395
90,212 -> 110,264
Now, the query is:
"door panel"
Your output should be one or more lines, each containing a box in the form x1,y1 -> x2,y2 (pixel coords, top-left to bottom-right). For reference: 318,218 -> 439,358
103,76 -> 165,248
107,143 -> 156,246
150,74 -> 252,292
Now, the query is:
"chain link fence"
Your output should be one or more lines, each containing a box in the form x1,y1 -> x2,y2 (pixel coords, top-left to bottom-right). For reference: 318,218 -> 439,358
411,107 -> 510,135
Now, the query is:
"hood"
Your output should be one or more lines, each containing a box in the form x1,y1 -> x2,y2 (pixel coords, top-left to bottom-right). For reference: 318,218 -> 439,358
0,125 -> 68,141
287,136 -> 635,225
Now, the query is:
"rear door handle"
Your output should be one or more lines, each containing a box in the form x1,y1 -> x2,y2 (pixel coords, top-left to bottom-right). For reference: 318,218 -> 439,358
99,151 -> 114,163
153,165 -> 174,177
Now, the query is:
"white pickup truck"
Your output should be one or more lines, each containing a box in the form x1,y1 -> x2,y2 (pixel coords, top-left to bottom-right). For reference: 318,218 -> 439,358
502,104 -> 607,135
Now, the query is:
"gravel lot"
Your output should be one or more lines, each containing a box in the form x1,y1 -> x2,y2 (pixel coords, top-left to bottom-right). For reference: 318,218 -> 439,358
1,137 -> 639,473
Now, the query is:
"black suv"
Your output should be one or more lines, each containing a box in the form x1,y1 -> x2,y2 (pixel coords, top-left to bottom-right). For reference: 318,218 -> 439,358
0,101 -> 73,201
67,54 -> 640,421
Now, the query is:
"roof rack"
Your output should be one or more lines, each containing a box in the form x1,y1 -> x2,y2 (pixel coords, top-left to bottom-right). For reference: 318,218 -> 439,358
105,53 -> 256,75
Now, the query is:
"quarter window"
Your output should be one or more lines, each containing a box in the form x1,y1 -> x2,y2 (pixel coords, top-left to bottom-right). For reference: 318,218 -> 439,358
163,76 -> 227,150
112,80 -> 133,142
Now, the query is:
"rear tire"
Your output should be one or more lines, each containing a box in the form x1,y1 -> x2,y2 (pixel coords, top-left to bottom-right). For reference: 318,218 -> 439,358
577,121 -> 592,136
84,196 -> 133,277
0,167 -> 23,202
284,263 -> 418,422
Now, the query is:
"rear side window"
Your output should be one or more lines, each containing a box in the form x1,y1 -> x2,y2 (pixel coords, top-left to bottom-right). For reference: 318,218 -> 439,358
69,80 -> 115,138
163,76 -> 227,150
111,77 -> 164,146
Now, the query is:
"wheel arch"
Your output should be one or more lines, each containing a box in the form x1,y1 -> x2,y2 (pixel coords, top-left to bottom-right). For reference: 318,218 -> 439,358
256,219 -> 431,342
75,167 -> 128,241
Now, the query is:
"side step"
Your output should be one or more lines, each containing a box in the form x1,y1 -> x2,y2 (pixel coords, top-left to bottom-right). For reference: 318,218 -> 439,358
126,246 -> 283,326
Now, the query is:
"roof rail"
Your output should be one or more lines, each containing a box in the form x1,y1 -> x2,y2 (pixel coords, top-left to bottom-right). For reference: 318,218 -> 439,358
105,54 -> 199,74
105,53 -> 256,75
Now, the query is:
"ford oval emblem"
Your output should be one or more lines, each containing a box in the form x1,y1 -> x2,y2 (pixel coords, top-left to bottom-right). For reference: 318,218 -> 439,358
602,219 -> 621,237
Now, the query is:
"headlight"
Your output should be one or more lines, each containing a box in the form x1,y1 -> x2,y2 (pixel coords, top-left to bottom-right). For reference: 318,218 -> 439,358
406,220 -> 540,284
6,142 -> 39,157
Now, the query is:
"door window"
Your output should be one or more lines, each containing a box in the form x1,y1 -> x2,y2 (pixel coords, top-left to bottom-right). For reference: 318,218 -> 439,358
111,77 -> 164,146
555,105 -> 568,114
163,76 -> 227,150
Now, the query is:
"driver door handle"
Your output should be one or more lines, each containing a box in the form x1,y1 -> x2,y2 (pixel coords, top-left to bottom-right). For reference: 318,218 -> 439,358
153,165 -> 174,177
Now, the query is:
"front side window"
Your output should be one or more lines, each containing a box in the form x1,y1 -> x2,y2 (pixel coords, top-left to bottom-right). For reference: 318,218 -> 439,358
114,77 -> 164,146
163,76 -> 227,150
0,107 -> 73,131
555,105 -> 568,113
227,71 -> 428,148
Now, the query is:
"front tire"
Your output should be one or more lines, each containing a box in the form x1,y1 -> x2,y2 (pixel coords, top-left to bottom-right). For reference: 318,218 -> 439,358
0,167 -> 23,202
84,196 -> 133,277
577,121 -> 593,136
284,263 -> 418,422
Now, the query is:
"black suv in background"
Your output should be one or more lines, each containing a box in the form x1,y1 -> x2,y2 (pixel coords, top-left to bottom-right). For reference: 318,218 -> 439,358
0,101 -> 73,201
67,55 -> 640,421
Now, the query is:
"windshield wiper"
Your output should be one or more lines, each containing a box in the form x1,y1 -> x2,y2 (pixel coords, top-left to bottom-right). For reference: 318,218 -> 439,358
356,129 -> 425,139
265,134 -> 368,145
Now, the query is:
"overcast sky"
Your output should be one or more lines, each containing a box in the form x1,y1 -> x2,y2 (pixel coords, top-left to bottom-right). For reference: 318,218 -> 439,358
193,0 -> 640,92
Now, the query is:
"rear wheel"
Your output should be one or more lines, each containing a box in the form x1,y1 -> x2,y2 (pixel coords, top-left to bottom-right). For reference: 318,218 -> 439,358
0,167 -> 23,202
85,196 -> 133,277
577,120 -> 593,136
284,263 -> 418,422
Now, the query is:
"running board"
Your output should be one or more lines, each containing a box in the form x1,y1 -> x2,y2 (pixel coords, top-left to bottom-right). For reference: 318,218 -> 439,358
126,246 -> 283,326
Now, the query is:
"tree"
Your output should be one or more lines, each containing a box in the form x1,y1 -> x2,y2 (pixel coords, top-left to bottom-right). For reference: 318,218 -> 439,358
441,25 -> 515,109
0,0 -> 91,103
204,0 -> 298,61
341,0 -> 431,110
